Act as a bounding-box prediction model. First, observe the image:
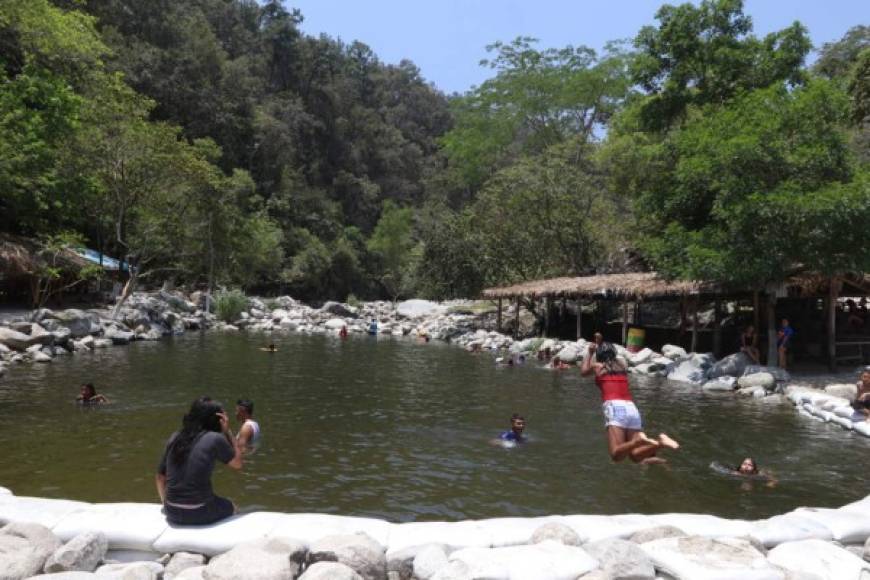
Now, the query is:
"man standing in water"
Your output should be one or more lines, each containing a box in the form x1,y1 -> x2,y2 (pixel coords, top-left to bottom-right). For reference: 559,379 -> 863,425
235,399 -> 261,453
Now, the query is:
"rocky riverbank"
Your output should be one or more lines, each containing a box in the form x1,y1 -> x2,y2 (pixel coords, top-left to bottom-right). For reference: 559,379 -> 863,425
1,487 -> 869,579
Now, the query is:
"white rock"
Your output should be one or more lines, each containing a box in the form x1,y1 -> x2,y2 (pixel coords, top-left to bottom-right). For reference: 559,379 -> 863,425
163,552 -> 206,579
530,522 -> 583,547
0,521 -> 62,578
629,526 -> 687,544
298,561 -> 363,580
447,540 -> 598,580
640,536 -> 783,580
412,544 -> 449,580
396,300 -> 446,319
308,533 -> 385,580
824,383 -> 858,400
174,565 -> 206,580
95,561 -> 163,580
748,514 -> 834,549
44,531 -> 108,573
585,537 -> 655,579
703,377 -> 737,391
661,345 -> 687,360
767,539 -> 870,580
557,345 -> 581,364
386,543 -> 447,579
737,373 -> 776,390
32,351 -> 52,363
430,560 -> 472,580
788,507 -> 870,544
28,573 -> 98,579
324,318 -> 348,330
204,537 -> 305,580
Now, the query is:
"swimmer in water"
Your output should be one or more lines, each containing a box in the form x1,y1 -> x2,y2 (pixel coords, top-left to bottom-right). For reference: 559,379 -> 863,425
490,413 -> 526,446
339,325 -> 348,339
77,383 -> 109,404
580,341 -> 679,464
259,344 -> 278,352
550,356 -> 570,370
712,457 -> 777,488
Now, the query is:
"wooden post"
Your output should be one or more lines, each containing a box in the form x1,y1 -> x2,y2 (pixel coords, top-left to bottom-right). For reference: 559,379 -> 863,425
543,296 -> 550,337
766,291 -> 778,367
690,298 -> 699,353
753,291 -> 760,333
575,299 -> 583,340
497,298 -> 503,333
828,278 -> 840,371
712,299 -> 722,358
514,298 -> 521,339
622,301 -> 629,345
679,298 -> 687,337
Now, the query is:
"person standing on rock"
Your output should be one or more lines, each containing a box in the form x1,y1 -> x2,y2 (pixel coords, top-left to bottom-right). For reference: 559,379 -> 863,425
581,342 -> 679,464
777,319 -> 795,369
235,398 -> 261,453
156,397 -> 243,525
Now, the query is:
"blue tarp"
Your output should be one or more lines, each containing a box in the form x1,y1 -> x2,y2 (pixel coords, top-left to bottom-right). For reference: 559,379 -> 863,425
74,248 -> 128,272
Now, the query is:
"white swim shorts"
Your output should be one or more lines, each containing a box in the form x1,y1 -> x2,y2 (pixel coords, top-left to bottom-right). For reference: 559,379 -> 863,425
602,400 -> 643,430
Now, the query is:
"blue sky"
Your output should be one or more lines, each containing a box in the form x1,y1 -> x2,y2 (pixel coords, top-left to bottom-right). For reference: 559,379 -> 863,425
286,0 -> 867,94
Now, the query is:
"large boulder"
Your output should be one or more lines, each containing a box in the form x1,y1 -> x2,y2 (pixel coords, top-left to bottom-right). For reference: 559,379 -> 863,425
320,302 -> 357,318
396,300 -> 446,320
158,290 -> 196,313
412,544 -> 449,580
308,533 -> 386,580
584,538 -> 655,580
54,310 -> 101,338
530,523 -> 583,547
708,352 -> 753,379
44,532 -> 108,573
661,344 -> 687,360
298,562 -> 363,580
0,327 -> 51,351
324,319 -> 348,330
767,539 -> 870,580
163,552 -> 206,579
640,536 -> 782,580
204,537 -> 305,580
737,373 -> 776,391
95,561 -> 163,580
0,522 -> 62,579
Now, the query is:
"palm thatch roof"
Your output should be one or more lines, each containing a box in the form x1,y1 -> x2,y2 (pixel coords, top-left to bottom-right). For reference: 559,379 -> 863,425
482,272 -> 714,300
0,233 -> 91,279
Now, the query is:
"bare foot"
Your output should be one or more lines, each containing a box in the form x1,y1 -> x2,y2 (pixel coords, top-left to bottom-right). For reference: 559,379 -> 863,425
640,457 -> 668,465
637,432 -> 660,446
658,433 -> 680,450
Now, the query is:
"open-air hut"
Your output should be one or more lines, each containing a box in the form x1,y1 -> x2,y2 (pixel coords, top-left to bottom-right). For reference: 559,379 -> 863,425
0,233 -> 95,306
483,271 -> 870,370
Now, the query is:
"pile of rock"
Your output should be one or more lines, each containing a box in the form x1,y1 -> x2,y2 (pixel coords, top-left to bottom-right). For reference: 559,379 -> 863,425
785,383 -> 870,438
2,486 -> 870,580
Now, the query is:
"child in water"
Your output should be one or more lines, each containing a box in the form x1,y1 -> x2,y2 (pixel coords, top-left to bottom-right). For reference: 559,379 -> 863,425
712,457 -> 777,488
490,414 -> 526,447
77,383 -> 109,404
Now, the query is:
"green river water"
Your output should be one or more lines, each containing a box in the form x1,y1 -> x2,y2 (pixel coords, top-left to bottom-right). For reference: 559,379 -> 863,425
0,332 -> 866,522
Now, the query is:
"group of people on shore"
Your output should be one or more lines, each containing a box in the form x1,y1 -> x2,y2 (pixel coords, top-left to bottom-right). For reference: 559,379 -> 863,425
738,318 -> 795,369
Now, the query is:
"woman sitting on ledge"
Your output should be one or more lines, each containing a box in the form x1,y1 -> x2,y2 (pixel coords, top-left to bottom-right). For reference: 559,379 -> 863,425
156,397 -> 243,526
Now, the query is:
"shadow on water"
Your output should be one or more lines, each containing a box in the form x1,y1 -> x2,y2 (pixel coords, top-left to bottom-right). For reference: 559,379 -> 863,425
0,332 -> 868,522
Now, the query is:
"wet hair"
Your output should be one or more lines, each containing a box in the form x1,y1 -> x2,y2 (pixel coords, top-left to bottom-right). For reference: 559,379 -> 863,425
596,342 -> 617,363
739,457 -> 759,474
81,383 -> 97,399
510,413 -> 525,423
170,397 -> 224,465
237,398 -> 254,416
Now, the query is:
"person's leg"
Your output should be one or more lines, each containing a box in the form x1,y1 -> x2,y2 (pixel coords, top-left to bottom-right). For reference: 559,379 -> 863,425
606,427 -> 655,462
778,346 -> 786,368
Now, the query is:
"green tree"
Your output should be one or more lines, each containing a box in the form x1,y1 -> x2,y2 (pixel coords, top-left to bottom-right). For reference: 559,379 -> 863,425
367,200 -> 415,300
814,25 -> 870,81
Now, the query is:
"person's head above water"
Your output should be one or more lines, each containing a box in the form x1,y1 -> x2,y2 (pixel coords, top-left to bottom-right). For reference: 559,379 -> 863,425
268,343 -> 276,351
510,413 -> 526,436
738,457 -> 758,475
80,383 -> 97,400
236,398 -> 254,421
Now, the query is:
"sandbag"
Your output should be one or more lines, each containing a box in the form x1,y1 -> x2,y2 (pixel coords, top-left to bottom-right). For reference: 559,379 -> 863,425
748,513 -> 834,548
767,538 -> 870,580
151,512 -> 285,556
387,520 -> 495,552
447,540 -> 598,580
789,507 -> 870,544
0,496 -> 89,529
640,536 -> 784,580
647,513 -> 753,539
267,513 -> 392,548
53,503 -> 170,551
475,516 -> 562,548
560,514 -> 655,543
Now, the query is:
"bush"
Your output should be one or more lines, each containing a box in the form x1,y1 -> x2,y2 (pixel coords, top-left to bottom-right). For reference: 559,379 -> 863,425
214,289 -> 249,322
346,293 -> 361,308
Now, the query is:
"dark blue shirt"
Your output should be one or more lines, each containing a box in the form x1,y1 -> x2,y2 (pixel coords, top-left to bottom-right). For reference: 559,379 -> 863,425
499,431 -> 524,443
778,325 -> 795,347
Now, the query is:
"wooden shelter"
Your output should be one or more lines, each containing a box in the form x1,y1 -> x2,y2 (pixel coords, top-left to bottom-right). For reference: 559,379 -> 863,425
483,271 -> 870,370
0,233 -> 94,305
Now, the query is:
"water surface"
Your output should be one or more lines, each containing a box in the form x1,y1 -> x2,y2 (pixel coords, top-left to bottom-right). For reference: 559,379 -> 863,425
1,332 -> 867,521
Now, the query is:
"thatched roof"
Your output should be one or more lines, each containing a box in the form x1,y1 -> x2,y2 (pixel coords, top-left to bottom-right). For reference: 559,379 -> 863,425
482,272 -> 714,300
483,271 -> 870,301
0,233 -> 91,279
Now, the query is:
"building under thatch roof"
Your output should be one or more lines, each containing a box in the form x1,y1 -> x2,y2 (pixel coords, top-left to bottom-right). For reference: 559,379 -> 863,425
0,233 -> 92,279
481,272 -> 716,301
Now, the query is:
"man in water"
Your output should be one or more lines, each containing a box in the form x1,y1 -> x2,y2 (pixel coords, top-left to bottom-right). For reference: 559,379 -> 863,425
235,398 -> 261,453
498,413 -> 526,443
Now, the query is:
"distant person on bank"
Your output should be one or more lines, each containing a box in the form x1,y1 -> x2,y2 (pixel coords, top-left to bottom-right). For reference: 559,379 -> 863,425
739,325 -> 760,364
777,319 -> 795,370
235,398 -> 261,453
156,397 -> 242,525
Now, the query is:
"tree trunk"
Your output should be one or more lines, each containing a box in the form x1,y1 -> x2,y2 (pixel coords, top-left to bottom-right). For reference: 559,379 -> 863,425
514,298 -> 520,339
766,292 -> 778,366
111,268 -> 138,320
712,299 -> 722,358
827,278 -> 840,371
497,298 -> 503,332
543,296 -> 550,337
690,298 -> 699,353
622,302 -> 628,345
575,299 -> 583,340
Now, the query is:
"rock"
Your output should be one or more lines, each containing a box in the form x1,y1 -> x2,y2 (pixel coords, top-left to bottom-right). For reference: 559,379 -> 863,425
629,526 -> 687,544
737,373 -> 776,391
324,318 -> 348,330
667,359 -> 706,384
640,536 -> 781,580
386,544 -> 448,579
628,348 -> 654,366
767,539 -> 870,580
26,573 -> 98,579
105,328 -> 134,345
702,376 -> 737,391
33,351 -> 52,362
44,532 -> 108,573
174,565 -> 206,580
51,327 -> 72,344
79,336 -> 96,349
865,535 -> 870,561
164,552 -> 206,579
0,522 -> 63,578
744,365 -> 790,384
557,345 -> 581,364
736,386 -> 768,398
412,544 -> 449,580
396,300 -> 446,319
54,310 -> 101,338
298,562 -> 363,580
430,560 -> 472,580
31,308 -> 55,322
447,541 -> 598,579
708,352 -> 753,379
661,344 -> 687,360
95,561 -> 163,579
0,327 -> 50,351
204,537 -> 305,580
584,538 -> 655,580
530,522 -> 583,547
825,383 -> 858,400
308,533 -> 386,580
9,321 -> 33,334
321,302 -> 357,318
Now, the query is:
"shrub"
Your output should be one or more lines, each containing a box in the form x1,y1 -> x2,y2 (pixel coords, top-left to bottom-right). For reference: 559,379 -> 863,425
214,289 -> 249,322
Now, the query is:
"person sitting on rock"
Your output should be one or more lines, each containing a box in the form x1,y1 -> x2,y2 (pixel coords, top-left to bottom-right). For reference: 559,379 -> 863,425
491,413 -> 526,446
235,398 -> 261,453
156,397 -> 242,525
76,383 -> 108,404
739,325 -> 760,364
581,342 -> 679,464
850,370 -> 870,421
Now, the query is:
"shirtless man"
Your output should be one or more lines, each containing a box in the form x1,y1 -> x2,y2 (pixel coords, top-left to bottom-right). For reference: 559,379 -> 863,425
235,399 -> 261,453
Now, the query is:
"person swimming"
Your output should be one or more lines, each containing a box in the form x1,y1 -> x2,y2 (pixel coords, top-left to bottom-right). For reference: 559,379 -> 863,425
259,343 -> 278,352
710,457 -> 777,487
77,383 -> 109,404
491,413 -> 526,447
580,341 -> 679,464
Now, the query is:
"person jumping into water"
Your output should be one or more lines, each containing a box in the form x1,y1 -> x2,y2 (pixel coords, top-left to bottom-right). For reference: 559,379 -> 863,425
580,341 -> 679,464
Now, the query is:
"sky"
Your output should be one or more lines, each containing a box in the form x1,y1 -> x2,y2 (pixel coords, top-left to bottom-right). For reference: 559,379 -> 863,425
286,0 -> 868,94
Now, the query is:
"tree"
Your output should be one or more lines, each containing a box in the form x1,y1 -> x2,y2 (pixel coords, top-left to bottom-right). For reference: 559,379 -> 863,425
367,200 -> 416,300
30,232 -> 103,308
814,25 -> 870,81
